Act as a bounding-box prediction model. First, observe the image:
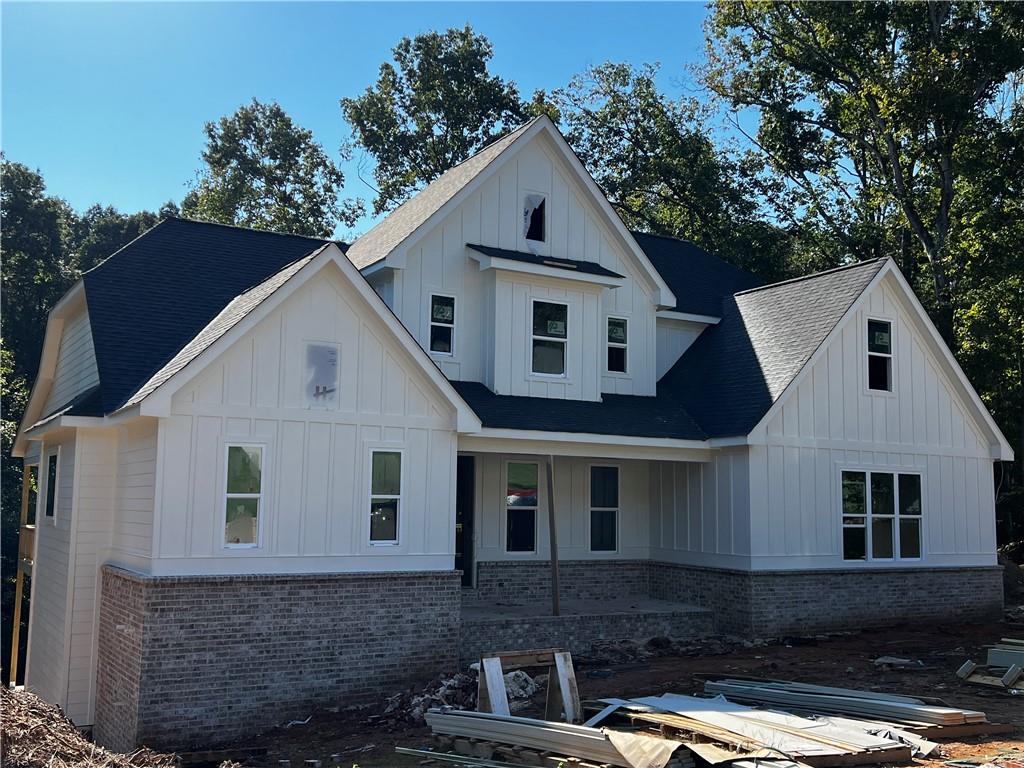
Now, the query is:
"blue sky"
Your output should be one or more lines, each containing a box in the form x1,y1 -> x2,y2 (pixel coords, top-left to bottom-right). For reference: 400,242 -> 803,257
2,2 -> 711,238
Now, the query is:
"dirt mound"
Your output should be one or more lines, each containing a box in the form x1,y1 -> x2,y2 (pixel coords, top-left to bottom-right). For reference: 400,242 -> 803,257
0,687 -> 176,768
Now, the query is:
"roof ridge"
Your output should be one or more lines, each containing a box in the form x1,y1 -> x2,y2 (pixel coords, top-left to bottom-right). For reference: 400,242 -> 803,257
82,217 -> 170,275
166,215 -> 336,243
735,257 -> 889,297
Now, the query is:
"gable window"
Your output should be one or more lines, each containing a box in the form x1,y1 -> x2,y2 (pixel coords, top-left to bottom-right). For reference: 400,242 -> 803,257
841,470 -> 922,561
305,342 -> 339,408
429,294 -> 455,356
370,450 -> 401,544
607,317 -> 628,374
867,319 -> 893,392
225,445 -> 262,547
590,466 -> 618,552
506,462 -> 538,553
44,453 -> 58,521
524,194 -> 546,242
532,300 -> 567,376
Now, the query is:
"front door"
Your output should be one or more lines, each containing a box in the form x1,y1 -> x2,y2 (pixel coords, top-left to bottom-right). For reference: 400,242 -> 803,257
455,455 -> 475,587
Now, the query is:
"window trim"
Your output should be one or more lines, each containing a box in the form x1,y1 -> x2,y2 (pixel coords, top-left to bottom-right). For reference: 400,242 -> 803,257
840,467 -> 923,563
588,463 -> 620,554
605,315 -> 629,376
222,442 -> 265,550
304,340 -> 341,410
504,460 -> 539,555
368,448 -> 404,546
530,298 -> 569,379
428,292 -> 457,358
43,448 -> 60,525
865,316 -> 895,395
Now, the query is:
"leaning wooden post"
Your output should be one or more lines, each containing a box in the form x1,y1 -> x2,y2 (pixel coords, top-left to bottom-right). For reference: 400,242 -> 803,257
8,464 -> 32,687
545,455 -> 560,617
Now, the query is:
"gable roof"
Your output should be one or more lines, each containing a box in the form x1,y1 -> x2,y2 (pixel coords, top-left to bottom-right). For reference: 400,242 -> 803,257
466,243 -> 624,279
633,232 -> 762,318
661,258 -> 888,437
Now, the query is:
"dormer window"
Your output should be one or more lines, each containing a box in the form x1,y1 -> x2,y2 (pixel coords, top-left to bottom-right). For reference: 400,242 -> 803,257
524,194 -> 545,242
531,300 -> 567,376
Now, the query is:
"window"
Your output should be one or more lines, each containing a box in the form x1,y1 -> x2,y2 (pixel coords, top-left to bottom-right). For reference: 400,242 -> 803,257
370,451 -> 401,544
429,294 -> 455,355
506,462 -> 538,552
305,343 -> 339,408
841,470 -> 922,561
590,466 -> 618,552
44,453 -> 58,520
524,194 -> 545,242
225,445 -> 262,547
532,300 -> 567,376
607,317 -> 628,374
867,319 -> 893,392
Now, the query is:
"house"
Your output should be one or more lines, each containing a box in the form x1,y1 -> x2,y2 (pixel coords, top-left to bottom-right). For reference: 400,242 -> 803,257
11,116 -> 1011,751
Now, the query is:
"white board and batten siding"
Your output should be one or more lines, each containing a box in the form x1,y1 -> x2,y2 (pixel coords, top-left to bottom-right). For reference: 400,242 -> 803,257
655,318 -> 708,381
748,277 -> 997,570
385,131 -> 660,399
153,264 -> 458,576
42,309 -> 99,415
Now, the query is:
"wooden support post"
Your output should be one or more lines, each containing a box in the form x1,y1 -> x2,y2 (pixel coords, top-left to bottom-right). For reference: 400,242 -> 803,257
8,464 -> 32,687
545,455 -> 559,617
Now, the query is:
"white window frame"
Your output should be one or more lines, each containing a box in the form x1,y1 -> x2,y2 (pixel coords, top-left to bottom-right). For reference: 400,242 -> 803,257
605,316 -> 629,376
865,316 -> 895,395
223,443 -> 265,550
42,447 -> 60,525
530,298 -> 569,379
428,292 -> 456,358
588,463 -> 620,554
504,460 -> 539,555
303,340 -> 341,410
368,448 -> 404,546
840,468 -> 923,563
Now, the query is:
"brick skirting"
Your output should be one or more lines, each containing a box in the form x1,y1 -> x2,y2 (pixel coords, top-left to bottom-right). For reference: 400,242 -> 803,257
467,560 -> 650,602
94,566 -> 461,752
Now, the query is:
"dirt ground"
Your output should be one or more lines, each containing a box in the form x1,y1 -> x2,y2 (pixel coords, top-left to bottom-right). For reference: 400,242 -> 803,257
235,618 -> 1023,768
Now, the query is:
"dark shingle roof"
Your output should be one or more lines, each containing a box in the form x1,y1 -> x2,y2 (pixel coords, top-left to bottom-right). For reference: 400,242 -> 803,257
83,217 -> 332,414
450,381 -> 705,440
632,232 -> 763,317
661,258 -> 888,437
466,243 -> 624,279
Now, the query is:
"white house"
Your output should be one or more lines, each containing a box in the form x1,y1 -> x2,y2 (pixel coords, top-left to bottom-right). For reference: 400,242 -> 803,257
12,116 -> 1012,751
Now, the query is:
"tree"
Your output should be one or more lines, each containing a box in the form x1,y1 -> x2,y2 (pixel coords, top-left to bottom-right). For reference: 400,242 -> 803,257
182,99 -> 360,237
342,26 -> 535,215
72,202 -> 177,273
556,62 -> 794,281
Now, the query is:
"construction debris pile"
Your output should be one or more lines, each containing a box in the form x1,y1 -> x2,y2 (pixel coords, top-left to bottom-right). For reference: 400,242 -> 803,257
0,687 -> 175,768
956,636 -> 1024,692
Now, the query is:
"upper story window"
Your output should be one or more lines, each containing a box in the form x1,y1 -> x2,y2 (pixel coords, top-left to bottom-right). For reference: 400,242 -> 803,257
841,469 -> 922,561
429,294 -> 455,356
305,342 -> 339,408
607,317 -> 628,374
532,300 -> 567,376
44,452 -> 58,521
867,319 -> 892,392
524,194 -> 546,242
225,445 -> 262,548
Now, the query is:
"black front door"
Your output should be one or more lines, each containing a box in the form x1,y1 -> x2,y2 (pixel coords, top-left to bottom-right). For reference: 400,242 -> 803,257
455,455 -> 475,587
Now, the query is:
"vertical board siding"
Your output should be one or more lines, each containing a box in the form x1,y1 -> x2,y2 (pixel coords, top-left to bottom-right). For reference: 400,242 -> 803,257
654,318 -> 708,381
42,310 -> 100,415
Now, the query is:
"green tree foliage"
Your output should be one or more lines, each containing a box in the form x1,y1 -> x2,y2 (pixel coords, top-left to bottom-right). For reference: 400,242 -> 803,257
182,99 -> 361,237
342,26 -> 539,215
72,202 -> 178,273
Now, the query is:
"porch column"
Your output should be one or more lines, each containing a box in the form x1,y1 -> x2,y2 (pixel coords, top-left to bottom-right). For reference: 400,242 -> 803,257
545,455 -> 560,616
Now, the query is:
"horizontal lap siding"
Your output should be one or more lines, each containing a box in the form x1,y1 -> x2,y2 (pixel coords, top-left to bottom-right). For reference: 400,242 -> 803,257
115,420 -> 157,561
43,310 -> 99,414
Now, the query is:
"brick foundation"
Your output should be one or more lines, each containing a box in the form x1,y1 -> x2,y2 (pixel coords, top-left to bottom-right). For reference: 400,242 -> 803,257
468,560 -> 650,602
94,566 -> 461,752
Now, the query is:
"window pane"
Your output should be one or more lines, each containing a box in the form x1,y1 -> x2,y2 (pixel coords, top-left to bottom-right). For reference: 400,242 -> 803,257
871,473 -> 894,516
371,452 -> 401,496
532,340 -> 565,375
607,346 -> 626,373
608,318 -> 627,344
507,463 -> 538,507
507,508 -> 536,552
227,446 -> 261,494
532,301 -> 567,338
841,472 -> 866,515
45,455 -> 57,517
843,527 -> 866,560
868,320 -> 891,354
430,325 -> 453,354
590,466 -> 619,509
871,517 -> 894,558
900,518 -> 921,558
225,497 -> 258,545
868,355 -> 892,391
899,474 -> 922,516
591,509 -> 616,552
431,295 -> 455,324
525,196 -> 545,242
370,498 -> 398,541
